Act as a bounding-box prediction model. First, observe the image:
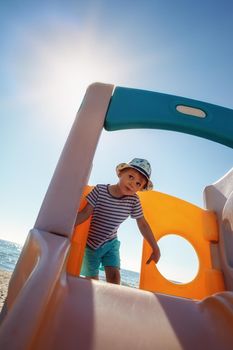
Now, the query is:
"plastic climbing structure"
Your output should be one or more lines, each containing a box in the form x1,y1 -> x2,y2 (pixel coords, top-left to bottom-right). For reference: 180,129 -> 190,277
0,83 -> 233,350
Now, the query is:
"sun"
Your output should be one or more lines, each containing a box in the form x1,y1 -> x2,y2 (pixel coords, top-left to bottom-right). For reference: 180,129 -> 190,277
13,20 -> 133,135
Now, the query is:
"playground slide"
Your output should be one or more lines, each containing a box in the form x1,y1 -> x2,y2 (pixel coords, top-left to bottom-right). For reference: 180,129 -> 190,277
0,83 -> 233,349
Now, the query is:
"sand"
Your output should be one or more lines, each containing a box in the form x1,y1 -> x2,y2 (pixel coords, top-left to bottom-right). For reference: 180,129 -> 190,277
0,269 -> 12,312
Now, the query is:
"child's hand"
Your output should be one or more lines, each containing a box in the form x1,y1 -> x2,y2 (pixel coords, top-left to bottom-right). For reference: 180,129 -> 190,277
146,250 -> 160,264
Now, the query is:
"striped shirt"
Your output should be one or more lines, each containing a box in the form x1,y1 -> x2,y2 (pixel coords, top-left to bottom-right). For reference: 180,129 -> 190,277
86,184 -> 143,249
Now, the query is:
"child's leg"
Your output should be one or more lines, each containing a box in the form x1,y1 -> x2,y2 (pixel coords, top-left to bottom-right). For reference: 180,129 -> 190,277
102,239 -> 121,284
85,275 -> 99,280
80,246 -> 101,280
104,266 -> 120,284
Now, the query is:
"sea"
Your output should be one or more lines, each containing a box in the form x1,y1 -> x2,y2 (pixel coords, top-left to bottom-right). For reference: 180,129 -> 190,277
0,239 -> 140,288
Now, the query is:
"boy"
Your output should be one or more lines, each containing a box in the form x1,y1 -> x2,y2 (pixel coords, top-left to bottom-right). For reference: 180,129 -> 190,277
75,158 -> 160,284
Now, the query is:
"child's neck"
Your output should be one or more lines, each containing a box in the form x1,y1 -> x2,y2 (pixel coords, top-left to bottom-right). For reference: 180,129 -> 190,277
108,184 -> 124,198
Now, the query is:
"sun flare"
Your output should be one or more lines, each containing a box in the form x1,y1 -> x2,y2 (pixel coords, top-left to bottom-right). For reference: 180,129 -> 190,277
12,20 -> 133,134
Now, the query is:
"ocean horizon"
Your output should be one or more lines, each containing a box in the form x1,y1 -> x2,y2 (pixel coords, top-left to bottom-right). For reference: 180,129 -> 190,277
0,238 -> 140,288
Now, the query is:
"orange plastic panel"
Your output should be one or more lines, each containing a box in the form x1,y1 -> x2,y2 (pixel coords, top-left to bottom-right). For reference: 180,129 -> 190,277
66,186 -> 93,276
138,191 -> 225,299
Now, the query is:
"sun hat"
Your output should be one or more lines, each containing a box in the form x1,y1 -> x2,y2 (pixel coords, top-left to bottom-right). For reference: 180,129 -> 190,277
116,158 -> 153,191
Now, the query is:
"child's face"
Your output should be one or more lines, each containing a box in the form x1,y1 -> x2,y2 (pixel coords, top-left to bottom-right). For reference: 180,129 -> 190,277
118,168 -> 147,195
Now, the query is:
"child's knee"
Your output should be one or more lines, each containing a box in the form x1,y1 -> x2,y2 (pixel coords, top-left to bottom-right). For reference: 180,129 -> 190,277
105,267 -> 120,284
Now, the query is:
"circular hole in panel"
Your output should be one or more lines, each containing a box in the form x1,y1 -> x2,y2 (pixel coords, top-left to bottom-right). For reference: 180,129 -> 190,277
176,105 -> 206,118
156,234 -> 199,284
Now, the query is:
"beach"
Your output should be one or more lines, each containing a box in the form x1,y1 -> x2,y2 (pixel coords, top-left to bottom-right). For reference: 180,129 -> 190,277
0,238 -> 139,315
0,269 -> 12,312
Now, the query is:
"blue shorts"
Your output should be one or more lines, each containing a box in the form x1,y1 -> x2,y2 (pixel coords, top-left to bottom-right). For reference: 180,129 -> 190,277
81,238 -> 121,277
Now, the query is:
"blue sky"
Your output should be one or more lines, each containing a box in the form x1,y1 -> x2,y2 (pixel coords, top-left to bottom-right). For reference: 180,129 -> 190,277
1,1 -> 233,280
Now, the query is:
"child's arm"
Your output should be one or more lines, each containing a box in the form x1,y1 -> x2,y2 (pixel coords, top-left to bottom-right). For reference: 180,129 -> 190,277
75,203 -> 94,226
136,216 -> 161,264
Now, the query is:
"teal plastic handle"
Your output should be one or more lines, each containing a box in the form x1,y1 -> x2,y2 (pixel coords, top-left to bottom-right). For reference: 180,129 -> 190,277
104,87 -> 233,149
